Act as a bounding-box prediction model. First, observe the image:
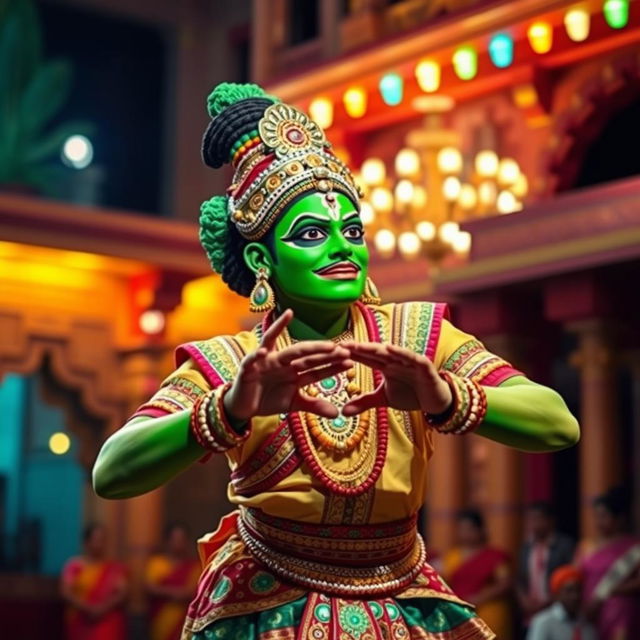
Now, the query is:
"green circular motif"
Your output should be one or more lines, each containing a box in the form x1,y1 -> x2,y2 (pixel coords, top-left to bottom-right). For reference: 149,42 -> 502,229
314,603 -> 331,622
320,377 -> 337,390
249,571 -> 276,594
368,601 -> 383,619
384,602 -> 400,621
331,416 -> 347,429
210,576 -> 232,603
339,604 -> 369,637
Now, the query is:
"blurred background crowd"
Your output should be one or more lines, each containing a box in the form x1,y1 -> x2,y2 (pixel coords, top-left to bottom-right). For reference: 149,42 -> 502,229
1,0 -> 640,638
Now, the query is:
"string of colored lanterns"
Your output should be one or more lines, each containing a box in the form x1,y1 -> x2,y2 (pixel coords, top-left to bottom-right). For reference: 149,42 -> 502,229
311,0 -> 631,125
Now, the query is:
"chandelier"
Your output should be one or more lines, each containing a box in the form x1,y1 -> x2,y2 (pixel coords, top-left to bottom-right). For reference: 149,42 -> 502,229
357,124 -> 528,263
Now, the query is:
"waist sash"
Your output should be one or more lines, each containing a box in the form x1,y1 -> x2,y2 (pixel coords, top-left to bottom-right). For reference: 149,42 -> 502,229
238,507 -> 425,597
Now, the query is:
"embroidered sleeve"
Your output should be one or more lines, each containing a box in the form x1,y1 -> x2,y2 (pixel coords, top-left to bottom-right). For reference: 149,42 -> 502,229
438,319 -> 523,387
128,359 -> 211,421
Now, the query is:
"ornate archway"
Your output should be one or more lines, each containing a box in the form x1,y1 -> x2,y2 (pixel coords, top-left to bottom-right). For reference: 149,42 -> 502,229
545,51 -> 640,193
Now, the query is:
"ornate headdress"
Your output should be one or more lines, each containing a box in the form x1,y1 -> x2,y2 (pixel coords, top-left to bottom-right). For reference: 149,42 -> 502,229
202,84 -> 361,242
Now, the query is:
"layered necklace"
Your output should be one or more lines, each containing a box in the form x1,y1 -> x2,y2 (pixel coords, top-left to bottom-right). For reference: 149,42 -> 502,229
262,302 -> 389,496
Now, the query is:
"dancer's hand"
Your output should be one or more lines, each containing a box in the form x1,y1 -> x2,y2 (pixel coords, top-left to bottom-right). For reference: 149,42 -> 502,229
223,309 -> 354,421
340,342 -> 452,416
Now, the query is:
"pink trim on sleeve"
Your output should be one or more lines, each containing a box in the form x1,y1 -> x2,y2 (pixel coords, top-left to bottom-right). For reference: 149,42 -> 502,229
175,343 -> 225,388
481,367 -> 524,387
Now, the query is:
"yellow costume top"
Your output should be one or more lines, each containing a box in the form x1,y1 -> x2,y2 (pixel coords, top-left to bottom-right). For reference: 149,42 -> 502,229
131,301 -> 520,635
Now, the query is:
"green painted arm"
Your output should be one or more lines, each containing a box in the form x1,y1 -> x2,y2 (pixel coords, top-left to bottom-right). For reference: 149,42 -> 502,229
92,411 -> 204,500
478,375 -> 580,452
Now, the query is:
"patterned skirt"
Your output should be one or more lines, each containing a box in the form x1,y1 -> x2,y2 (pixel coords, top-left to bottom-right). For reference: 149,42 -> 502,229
191,594 -> 491,639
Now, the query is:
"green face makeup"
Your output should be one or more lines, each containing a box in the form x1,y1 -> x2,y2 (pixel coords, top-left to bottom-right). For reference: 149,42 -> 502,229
268,192 -> 369,307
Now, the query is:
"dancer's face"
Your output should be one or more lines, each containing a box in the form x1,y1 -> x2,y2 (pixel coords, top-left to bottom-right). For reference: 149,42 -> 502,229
246,192 -> 369,307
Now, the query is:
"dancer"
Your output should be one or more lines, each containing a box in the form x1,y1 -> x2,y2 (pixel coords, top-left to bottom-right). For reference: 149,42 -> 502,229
93,83 -> 579,639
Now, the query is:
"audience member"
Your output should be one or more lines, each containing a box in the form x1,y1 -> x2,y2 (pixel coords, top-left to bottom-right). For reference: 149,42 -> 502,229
577,487 -> 640,640
443,509 -> 514,639
517,502 -> 575,623
526,565 -> 597,640
60,523 -> 128,640
145,523 -> 200,640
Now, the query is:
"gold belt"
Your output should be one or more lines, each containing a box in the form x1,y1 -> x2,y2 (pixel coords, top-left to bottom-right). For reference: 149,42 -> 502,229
238,508 -> 425,597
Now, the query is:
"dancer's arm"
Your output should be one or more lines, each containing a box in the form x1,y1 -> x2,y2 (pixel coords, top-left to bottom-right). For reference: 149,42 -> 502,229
479,376 -> 579,451
93,310 -> 354,499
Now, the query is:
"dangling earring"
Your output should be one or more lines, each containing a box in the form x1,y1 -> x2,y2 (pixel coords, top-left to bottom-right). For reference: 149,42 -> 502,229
359,277 -> 381,305
249,267 -> 276,313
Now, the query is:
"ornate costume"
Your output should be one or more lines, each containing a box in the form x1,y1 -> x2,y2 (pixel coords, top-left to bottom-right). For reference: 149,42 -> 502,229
95,82 -> 578,640
134,299 -> 521,639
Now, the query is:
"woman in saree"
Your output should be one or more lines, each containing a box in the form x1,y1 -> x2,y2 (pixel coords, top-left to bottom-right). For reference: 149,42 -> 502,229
146,523 -> 201,640
577,487 -> 640,640
60,523 -> 128,640
443,510 -> 513,639
93,83 -> 579,640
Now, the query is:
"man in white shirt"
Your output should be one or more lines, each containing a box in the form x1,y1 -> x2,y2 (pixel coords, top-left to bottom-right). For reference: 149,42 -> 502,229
527,565 -> 598,640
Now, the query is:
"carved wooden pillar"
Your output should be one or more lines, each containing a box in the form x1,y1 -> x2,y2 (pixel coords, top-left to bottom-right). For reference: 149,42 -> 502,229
545,273 -> 621,539
569,320 -> 622,538
119,346 -> 168,613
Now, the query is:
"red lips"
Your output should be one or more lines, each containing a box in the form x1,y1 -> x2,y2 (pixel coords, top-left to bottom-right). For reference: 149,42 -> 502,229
314,262 -> 361,279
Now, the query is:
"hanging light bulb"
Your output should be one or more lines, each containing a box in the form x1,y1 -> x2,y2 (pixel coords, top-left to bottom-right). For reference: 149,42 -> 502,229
498,158 -> 520,185
415,59 -> 441,93
452,231 -> 472,254
379,73 -> 404,106
439,221 -> 460,243
361,158 -> 386,185
475,150 -> 499,178
413,186 -> 428,209
344,87 -> 367,118
359,201 -> 375,225
398,231 -> 421,258
452,46 -> 478,81
458,184 -> 478,210
488,33 -> 514,68
309,97 -> 334,129
395,148 -> 420,177
478,181 -> 498,207
603,0 -> 629,29
564,8 -> 591,42
371,187 -> 393,214
496,190 -> 520,214
395,179 -> 415,205
442,176 -> 462,202
512,173 -> 529,199
416,221 -> 436,241
437,147 -> 463,174
527,22 -> 553,54
374,229 -> 396,257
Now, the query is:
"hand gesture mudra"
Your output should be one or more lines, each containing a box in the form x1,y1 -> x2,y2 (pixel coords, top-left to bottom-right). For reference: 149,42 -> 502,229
223,310 -> 354,422
341,341 -> 452,417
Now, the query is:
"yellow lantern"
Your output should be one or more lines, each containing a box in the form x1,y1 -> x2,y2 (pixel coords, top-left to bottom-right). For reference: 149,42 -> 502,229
415,59 -> 441,93
343,87 -> 367,118
528,22 -> 553,54
361,158 -> 386,185
564,8 -> 590,42
309,97 -> 334,129
395,148 -> 420,177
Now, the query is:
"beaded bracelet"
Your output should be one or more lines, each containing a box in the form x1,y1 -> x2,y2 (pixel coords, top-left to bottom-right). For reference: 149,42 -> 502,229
190,383 -> 251,452
424,371 -> 487,435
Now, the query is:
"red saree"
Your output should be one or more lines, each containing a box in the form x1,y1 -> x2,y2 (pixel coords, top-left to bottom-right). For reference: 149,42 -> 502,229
444,547 -> 513,640
62,557 -> 127,640
147,554 -> 201,640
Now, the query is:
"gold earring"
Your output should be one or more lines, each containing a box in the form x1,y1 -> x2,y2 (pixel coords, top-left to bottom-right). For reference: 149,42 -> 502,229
359,277 -> 381,305
249,267 -> 276,313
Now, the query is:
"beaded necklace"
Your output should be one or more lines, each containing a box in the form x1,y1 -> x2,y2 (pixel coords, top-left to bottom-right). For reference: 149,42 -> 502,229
262,302 -> 389,496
